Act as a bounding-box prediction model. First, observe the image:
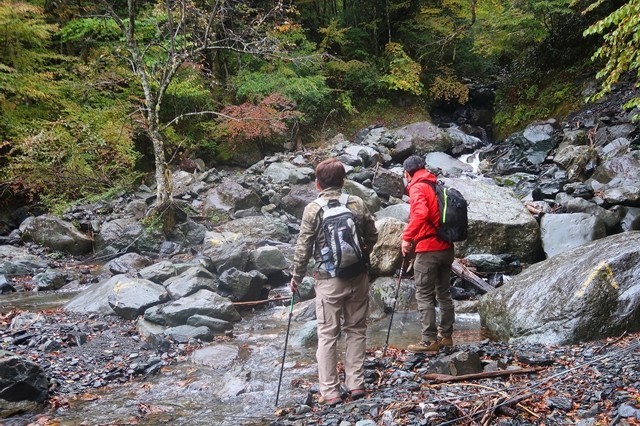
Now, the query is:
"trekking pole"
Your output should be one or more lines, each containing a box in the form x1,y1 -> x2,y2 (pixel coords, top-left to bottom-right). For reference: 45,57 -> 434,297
383,256 -> 405,357
275,292 -> 296,407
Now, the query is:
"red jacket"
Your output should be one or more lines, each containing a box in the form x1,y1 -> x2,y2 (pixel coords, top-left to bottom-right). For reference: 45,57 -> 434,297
403,168 -> 453,253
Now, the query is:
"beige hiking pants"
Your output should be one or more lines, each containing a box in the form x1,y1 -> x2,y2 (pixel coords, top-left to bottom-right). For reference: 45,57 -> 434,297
314,272 -> 369,400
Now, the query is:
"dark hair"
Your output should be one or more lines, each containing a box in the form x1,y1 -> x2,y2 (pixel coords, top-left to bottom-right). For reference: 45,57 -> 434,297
315,158 -> 346,189
403,155 -> 425,176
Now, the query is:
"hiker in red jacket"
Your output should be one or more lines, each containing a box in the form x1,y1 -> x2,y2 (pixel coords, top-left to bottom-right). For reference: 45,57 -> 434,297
401,155 -> 455,353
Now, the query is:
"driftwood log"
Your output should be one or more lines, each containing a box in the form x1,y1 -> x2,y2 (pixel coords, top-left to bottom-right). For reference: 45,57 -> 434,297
452,258 -> 495,294
423,367 -> 542,383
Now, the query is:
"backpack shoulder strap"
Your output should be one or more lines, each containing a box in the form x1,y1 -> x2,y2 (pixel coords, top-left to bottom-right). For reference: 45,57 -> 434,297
338,193 -> 350,206
314,197 -> 328,210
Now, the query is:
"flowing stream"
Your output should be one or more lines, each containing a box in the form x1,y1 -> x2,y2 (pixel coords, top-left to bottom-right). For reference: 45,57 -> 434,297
2,294 -> 481,425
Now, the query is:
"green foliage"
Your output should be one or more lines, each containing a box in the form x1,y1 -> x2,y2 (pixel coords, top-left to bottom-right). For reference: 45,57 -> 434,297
582,0 -> 640,117
493,76 -> 582,137
233,68 -> 331,120
380,43 -> 424,96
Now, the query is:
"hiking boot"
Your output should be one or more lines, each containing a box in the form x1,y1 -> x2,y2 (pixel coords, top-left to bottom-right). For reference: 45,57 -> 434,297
407,340 -> 439,353
438,335 -> 454,348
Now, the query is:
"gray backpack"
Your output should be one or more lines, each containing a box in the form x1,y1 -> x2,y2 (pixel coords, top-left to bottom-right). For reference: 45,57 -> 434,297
314,194 -> 365,278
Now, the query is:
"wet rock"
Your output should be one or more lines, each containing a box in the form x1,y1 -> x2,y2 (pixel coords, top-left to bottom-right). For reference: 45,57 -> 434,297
107,278 -> 169,320
218,268 -> 267,302
369,217 -> 405,276
202,231 -> 249,273
372,168 -> 404,199
186,314 -> 233,333
190,344 -> 239,368
164,266 -> 218,299
447,177 -> 543,263
478,232 -> 640,344
425,152 -> 474,176
250,246 -> 289,275
164,325 -> 214,342
0,350 -> 48,402
103,252 -> 152,276
153,289 -> 241,325
391,121 -> 453,161
32,269 -> 69,291
138,260 -> 177,283
19,215 -> 93,256
540,213 -> 607,258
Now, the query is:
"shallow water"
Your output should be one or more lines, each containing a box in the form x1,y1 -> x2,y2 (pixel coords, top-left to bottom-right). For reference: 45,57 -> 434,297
1,294 -> 481,425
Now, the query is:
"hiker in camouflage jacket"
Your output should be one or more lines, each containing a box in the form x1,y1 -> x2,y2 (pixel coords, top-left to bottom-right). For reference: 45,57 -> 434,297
290,158 -> 378,406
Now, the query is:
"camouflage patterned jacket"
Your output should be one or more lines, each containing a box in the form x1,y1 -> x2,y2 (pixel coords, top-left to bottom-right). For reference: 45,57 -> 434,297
291,187 -> 378,283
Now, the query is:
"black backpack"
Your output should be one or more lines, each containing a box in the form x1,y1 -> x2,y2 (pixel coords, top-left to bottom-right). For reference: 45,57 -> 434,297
424,180 -> 468,243
314,194 -> 366,278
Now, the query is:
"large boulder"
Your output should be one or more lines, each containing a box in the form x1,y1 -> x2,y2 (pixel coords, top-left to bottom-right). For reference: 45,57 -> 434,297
0,350 -> 48,402
19,215 -> 92,255
164,266 -> 219,299
370,217 -> 405,276
108,278 -> 169,320
540,213 -> 607,258
477,232 -> 640,344
213,216 -> 290,243
65,274 -> 165,316
201,178 -> 261,215
391,121 -> 453,161
280,182 -> 318,219
447,177 -> 543,263
343,180 -> 382,214
147,289 -> 242,326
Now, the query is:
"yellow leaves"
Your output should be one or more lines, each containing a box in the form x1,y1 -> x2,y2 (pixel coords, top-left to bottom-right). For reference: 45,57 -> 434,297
429,69 -> 469,104
380,43 -> 424,96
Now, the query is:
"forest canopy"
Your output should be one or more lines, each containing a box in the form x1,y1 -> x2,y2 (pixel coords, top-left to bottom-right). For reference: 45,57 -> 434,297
0,0 -> 636,210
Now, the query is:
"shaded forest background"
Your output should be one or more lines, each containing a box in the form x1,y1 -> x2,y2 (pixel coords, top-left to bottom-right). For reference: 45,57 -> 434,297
0,0 -> 637,213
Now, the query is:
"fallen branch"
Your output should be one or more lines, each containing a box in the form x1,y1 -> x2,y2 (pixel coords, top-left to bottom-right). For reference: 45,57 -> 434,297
423,367 -> 542,383
232,296 -> 289,307
451,258 -> 495,294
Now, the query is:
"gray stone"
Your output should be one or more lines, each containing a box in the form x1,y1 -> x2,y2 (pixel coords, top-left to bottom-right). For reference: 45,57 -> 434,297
391,121 -> 453,160
478,232 -> 640,344
202,231 -> 249,274
369,276 -> 416,321
213,216 -> 290,243
250,246 -> 289,275
102,252 -> 152,276
343,180 -> 382,214
186,315 -> 233,333
190,345 -> 239,368
0,350 -> 48,402
107,278 -> 169,320
155,289 -> 241,325
425,152 -> 473,176
280,182 -> 318,219
218,268 -> 266,302
620,207 -> 640,231
164,266 -> 218,299
291,320 -> 318,348
557,194 -> 623,231
164,325 -> 214,342
372,168 -> 404,199
370,217 -> 405,276
374,204 -> 410,223
428,351 -> 483,376
32,269 -> 68,291
139,261 -> 177,284
19,215 -> 92,255
540,213 -> 606,258
447,177 -> 543,263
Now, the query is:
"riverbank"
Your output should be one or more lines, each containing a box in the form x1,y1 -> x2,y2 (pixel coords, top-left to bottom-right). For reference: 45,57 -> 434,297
2,304 -> 638,425
275,332 -> 640,426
